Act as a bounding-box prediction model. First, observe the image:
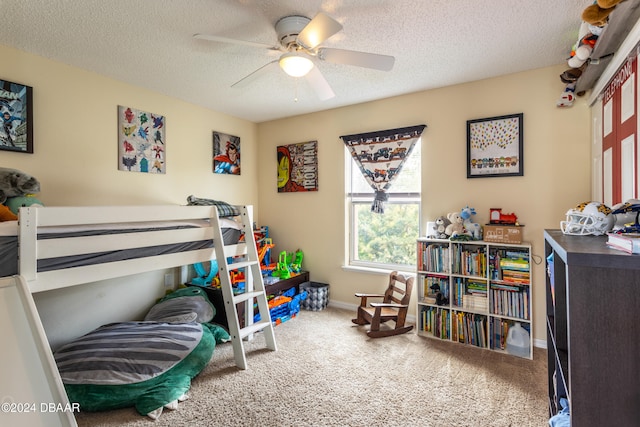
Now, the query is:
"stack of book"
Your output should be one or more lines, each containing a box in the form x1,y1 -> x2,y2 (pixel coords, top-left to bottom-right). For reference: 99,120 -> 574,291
606,232 -> 640,254
462,280 -> 488,311
499,257 -> 530,284
463,294 -> 488,311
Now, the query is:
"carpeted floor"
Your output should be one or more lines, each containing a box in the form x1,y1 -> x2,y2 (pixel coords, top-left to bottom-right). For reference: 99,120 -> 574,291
74,306 -> 549,427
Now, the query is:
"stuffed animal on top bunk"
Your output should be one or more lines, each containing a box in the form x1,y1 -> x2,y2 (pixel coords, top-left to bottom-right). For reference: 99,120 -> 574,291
53,287 -> 230,420
0,167 -> 42,221
0,167 -> 40,204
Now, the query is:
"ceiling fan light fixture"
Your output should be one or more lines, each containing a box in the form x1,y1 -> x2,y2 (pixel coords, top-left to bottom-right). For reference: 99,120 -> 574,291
279,52 -> 314,77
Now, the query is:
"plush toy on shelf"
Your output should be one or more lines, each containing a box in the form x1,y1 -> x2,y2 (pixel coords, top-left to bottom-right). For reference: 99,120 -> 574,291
445,212 -> 465,238
460,206 -> 482,240
432,215 -> 452,239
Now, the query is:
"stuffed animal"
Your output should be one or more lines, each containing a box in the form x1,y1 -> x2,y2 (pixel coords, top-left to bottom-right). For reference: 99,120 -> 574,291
5,194 -> 44,215
445,212 -> 464,237
567,22 -> 598,69
432,215 -> 451,239
557,84 -> 576,108
0,205 -> 17,221
0,167 -> 40,204
460,206 -> 483,240
582,0 -> 624,28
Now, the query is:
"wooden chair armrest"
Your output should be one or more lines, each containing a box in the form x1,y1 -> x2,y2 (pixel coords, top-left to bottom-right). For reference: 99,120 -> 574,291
354,293 -> 384,298
354,293 -> 384,308
370,302 -> 408,308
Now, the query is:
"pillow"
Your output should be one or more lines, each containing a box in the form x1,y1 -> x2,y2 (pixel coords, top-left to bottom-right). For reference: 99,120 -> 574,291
145,286 -> 215,323
186,195 -> 240,217
55,321 -> 229,418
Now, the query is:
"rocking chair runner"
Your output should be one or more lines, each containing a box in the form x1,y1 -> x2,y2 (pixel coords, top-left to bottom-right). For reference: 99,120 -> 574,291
352,271 -> 414,338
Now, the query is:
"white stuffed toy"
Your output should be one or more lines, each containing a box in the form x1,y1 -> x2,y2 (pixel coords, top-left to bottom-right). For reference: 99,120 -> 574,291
445,212 -> 464,237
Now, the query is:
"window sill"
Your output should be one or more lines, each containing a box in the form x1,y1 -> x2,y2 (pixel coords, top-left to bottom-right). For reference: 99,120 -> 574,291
341,264 -> 415,278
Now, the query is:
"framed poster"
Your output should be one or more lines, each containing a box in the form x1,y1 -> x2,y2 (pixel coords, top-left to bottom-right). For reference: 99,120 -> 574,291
277,140 -> 318,192
467,113 -> 523,178
0,79 -> 33,153
213,131 -> 240,175
118,106 -> 165,173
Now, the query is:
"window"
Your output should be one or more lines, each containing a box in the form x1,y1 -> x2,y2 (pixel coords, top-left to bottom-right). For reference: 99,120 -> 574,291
346,142 -> 421,270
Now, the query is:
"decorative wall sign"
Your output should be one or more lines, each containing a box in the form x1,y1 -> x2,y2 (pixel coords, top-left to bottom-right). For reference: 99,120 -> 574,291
277,140 -> 318,192
213,131 -> 240,175
467,113 -> 523,178
0,79 -> 33,153
118,106 -> 165,173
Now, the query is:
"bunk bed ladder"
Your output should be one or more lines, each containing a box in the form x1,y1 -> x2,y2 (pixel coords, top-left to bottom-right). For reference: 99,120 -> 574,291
211,205 -> 277,370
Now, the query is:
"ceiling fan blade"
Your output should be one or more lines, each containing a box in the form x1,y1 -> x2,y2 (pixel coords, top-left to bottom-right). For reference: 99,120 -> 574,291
231,60 -> 279,88
317,48 -> 395,71
193,33 -> 279,50
297,12 -> 343,50
305,66 -> 335,101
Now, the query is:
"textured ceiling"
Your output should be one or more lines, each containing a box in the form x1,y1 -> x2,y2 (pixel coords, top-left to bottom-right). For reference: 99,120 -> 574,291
0,0 -> 588,123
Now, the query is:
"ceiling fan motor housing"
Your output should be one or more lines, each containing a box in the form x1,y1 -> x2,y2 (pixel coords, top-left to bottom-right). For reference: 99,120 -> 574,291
275,15 -> 311,49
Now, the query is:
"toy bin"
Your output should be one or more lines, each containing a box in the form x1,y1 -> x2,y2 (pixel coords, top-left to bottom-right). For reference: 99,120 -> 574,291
300,281 -> 329,311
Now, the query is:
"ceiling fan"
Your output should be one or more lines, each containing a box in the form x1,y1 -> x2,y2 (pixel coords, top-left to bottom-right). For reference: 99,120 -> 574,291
194,12 -> 395,100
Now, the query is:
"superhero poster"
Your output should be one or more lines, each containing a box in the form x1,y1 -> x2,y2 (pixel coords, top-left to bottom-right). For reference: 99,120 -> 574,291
0,79 -> 33,153
277,140 -> 318,193
213,131 -> 240,175
118,105 -> 166,173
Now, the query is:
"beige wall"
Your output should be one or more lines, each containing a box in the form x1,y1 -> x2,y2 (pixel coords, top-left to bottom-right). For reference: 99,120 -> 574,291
0,44 -> 258,208
257,65 -> 592,344
0,44 -> 258,347
1,42 -> 592,346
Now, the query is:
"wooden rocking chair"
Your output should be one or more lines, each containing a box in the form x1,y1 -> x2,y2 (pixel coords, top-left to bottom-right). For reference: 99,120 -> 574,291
351,271 -> 414,338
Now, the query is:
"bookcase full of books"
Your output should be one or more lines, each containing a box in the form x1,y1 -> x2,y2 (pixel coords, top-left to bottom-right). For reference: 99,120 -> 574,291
416,237 -> 533,359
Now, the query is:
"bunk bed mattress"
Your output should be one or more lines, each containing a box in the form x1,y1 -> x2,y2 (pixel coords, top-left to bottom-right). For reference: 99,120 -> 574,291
0,219 -> 242,277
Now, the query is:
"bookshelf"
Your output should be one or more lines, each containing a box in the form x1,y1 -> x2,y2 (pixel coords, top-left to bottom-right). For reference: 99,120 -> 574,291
416,237 -> 533,359
544,230 -> 640,425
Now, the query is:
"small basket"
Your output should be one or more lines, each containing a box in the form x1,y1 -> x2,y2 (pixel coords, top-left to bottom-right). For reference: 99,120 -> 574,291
299,282 -> 329,311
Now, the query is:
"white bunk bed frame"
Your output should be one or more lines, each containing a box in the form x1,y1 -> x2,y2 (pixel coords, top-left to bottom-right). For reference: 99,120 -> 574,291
4,204 -> 268,426
18,205 -> 249,293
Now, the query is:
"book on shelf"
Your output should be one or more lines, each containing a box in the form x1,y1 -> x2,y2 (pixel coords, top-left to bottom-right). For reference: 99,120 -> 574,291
462,294 -> 488,311
606,232 -> 640,254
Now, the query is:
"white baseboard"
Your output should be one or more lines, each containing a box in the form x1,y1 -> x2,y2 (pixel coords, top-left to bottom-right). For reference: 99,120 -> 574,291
325,300 -> 547,349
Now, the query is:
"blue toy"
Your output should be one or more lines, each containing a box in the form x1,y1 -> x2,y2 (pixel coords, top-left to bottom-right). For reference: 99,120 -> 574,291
192,260 -> 219,286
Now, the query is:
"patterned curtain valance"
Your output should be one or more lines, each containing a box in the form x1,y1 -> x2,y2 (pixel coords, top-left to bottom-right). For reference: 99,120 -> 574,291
341,124 -> 426,213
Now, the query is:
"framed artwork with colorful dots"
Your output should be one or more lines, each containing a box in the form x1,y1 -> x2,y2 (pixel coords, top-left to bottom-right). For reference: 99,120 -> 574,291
467,113 -> 523,178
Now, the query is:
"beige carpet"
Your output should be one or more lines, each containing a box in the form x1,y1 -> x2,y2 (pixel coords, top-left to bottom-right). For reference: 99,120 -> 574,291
74,306 -> 549,427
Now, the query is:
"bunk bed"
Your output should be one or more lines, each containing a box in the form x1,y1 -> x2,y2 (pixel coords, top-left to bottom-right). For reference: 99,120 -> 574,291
1,203 -> 253,423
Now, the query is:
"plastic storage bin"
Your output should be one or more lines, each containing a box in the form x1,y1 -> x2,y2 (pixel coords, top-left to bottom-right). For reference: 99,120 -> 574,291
300,281 -> 329,311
